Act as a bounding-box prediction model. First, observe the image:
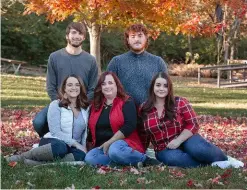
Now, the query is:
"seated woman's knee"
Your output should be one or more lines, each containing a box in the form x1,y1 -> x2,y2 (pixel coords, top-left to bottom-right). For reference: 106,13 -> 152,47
85,148 -> 100,164
108,140 -> 126,161
50,140 -> 68,158
157,150 -> 180,164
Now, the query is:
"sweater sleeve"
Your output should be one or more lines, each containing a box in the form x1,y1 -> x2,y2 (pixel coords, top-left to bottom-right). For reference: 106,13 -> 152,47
86,58 -> 98,101
47,100 -> 76,146
119,99 -> 137,137
46,55 -> 58,101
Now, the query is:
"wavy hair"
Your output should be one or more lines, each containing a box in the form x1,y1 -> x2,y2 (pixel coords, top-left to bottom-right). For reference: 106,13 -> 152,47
140,72 -> 175,121
124,23 -> 149,50
58,74 -> 89,109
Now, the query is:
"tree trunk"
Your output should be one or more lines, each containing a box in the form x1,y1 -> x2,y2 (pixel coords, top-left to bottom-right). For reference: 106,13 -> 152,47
230,42 -> 235,60
215,3 -> 224,65
188,34 -> 193,55
230,23 -> 239,60
216,36 -> 223,65
224,19 -> 240,64
188,34 -> 193,63
86,21 -> 102,74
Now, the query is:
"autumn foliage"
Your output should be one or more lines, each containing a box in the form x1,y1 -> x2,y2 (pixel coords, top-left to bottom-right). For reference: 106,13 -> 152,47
1,108 -> 247,165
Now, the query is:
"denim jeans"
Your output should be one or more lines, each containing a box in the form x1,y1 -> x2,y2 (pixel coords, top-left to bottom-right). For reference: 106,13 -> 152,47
33,105 -> 49,137
156,134 -> 227,168
39,138 -> 86,161
85,140 -> 146,166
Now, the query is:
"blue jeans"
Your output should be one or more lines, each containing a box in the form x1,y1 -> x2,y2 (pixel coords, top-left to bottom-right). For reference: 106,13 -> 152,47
39,138 -> 86,161
156,134 -> 227,168
33,105 -> 49,137
85,140 -> 146,166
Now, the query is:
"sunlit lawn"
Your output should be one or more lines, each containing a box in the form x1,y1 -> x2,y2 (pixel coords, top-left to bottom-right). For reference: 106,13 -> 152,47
1,74 -> 247,189
1,74 -> 247,116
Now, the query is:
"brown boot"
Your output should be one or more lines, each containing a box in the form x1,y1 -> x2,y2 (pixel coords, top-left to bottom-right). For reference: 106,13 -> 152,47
23,159 -> 46,166
60,153 -> 75,162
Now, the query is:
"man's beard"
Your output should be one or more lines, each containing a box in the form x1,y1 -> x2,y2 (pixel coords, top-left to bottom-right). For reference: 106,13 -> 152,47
67,39 -> 83,48
129,42 -> 147,53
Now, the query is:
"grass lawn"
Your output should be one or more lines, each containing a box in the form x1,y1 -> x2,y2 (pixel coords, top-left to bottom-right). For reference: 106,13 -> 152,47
1,74 -> 247,116
1,74 -> 247,189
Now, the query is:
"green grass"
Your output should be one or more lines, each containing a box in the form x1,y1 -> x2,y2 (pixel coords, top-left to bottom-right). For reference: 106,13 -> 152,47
1,158 -> 247,189
1,74 -> 247,116
1,75 -> 50,109
1,74 -> 247,189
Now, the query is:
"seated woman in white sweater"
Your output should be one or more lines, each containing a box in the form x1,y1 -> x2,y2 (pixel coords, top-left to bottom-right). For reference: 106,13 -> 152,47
7,75 -> 89,164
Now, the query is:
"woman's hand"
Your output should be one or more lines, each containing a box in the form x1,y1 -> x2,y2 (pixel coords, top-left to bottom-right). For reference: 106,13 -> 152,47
167,139 -> 182,149
99,141 -> 112,154
73,142 -> 87,153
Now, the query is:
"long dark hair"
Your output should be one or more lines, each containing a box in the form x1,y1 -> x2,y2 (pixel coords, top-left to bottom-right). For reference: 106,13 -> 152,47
140,72 -> 175,121
58,74 -> 89,109
93,71 -> 128,111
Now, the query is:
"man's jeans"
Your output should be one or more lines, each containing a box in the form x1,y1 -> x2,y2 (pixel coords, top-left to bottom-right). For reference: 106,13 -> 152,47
39,138 -> 86,161
85,140 -> 146,166
156,134 -> 227,168
33,105 -> 49,137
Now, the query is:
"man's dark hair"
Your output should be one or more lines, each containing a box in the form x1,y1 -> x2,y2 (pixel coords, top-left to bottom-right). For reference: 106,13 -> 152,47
66,22 -> 87,36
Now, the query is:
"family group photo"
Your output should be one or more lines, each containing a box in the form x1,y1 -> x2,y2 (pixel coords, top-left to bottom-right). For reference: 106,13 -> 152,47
1,0 -> 247,189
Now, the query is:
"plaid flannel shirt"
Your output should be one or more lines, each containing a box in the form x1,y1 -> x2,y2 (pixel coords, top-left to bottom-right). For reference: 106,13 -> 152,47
140,96 -> 199,152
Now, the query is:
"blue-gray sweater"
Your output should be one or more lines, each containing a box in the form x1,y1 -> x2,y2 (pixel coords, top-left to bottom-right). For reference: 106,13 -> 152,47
107,51 -> 168,106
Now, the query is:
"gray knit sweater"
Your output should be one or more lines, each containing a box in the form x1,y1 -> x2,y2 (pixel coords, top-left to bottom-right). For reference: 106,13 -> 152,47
46,48 -> 98,101
107,51 -> 168,106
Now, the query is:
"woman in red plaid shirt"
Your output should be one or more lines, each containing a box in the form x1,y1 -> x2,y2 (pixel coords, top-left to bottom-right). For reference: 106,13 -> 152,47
139,72 -> 227,168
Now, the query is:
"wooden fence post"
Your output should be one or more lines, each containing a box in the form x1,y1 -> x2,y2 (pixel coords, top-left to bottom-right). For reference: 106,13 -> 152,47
217,69 -> 221,88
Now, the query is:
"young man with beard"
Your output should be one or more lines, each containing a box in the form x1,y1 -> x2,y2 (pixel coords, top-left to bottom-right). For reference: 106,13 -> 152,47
107,24 -> 168,167
107,24 -> 168,106
33,22 -> 98,137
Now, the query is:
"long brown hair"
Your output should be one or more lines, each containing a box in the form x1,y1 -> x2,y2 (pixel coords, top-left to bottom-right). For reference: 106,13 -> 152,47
58,75 -> 89,109
140,72 -> 175,121
93,71 -> 128,111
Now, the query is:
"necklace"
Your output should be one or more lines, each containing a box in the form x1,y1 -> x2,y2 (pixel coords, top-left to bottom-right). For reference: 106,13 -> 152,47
104,102 -> 113,109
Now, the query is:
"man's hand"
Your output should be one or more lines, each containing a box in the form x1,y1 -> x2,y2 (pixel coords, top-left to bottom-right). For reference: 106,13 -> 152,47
167,139 -> 182,149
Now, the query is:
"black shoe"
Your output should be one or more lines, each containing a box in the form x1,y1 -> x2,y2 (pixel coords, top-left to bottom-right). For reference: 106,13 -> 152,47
143,156 -> 161,167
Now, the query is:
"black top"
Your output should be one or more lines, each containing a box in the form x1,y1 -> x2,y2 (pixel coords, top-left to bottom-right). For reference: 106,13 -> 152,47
94,98 -> 137,147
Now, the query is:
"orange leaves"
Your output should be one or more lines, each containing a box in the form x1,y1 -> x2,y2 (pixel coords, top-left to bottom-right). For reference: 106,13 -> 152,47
8,161 -> 17,168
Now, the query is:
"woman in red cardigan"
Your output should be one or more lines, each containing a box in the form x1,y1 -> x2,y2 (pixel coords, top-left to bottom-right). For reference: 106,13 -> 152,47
139,72 -> 227,168
85,71 -> 146,166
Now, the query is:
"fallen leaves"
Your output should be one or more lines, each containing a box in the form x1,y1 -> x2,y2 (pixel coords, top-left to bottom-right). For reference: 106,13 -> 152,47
198,115 -> 247,165
130,167 -> 140,175
8,161 -> 17,168
91,186 -> 100,190
2,109 -> 246,167
169,168 -> 185,178
137,177 -> 155,184
187,179 -> 203,188
207,169 -> 233,187
1,109 -> 39,154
